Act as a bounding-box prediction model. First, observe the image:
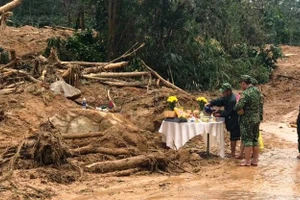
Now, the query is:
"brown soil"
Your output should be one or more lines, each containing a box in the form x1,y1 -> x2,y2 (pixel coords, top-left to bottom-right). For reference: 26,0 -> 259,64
0,26 -> 73,56
0,26 -> 300,199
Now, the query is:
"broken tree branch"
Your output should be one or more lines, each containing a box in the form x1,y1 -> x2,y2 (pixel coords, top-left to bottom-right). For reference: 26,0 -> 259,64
141,60 -> 190,96
0,139 -> 25,183
109,43 -> 145,64
2,68 -> 41,83
107,88 -> 118,110
0,0 -> 22,14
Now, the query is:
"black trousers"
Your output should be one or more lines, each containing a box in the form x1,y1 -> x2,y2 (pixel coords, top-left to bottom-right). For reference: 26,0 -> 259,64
297,113 -> 300,153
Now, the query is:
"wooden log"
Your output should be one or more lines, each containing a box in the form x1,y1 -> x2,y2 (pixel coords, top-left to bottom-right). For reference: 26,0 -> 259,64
82,75 -> 153,87
0,0 -> 22,13
83,61 -> 128,74
1,70 -> 15,78
82,75 -> 118,82
61,61 -> 109,66
2,68 -> 41,83
62,131 -> 105,139
101,81 -> 147,87
70,145 -> 137,156
84,153 -> 165,173
86,71 -> 150,78
6,81 -> 24,88
0,88 -> 15,95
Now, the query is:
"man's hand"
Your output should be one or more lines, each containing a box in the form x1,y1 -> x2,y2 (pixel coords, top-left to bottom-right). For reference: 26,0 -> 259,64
214,113 -> 221,117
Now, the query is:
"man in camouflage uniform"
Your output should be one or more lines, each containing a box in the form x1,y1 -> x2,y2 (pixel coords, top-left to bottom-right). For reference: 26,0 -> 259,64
251,77 -> 264,122
235,75 -> 263,166
208,83 -> 241,158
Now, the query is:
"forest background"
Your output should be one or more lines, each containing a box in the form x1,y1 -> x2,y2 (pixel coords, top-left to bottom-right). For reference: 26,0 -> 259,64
1,0 -> 300,91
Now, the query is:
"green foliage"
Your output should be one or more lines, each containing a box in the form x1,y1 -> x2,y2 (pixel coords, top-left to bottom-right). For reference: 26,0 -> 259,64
9,0 -> 292,91
44,30 -> 106,62
227,44 -> 282,88
0,51 -> 9,65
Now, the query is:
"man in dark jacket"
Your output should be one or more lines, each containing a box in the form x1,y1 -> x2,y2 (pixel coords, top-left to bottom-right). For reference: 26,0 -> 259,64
207,83 -> 241,157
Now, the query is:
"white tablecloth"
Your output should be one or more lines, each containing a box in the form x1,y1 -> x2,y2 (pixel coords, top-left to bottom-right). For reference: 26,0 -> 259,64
158,121 -> 225,158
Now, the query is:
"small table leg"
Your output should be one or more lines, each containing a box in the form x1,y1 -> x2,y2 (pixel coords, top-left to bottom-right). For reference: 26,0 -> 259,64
207,132 -> 210,157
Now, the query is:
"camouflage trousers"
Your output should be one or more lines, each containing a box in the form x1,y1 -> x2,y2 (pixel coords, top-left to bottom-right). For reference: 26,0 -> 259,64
240,120 -> 260,147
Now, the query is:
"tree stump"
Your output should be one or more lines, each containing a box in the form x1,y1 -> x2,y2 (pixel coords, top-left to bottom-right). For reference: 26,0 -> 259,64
33,122 -> 70,166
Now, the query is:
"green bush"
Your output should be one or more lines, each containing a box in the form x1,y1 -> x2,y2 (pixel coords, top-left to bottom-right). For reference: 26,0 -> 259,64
44,30 -> 106,62
0,51 -> 9,64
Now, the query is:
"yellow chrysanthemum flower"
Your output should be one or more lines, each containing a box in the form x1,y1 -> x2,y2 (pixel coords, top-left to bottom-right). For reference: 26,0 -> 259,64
167,96 -> 178,103
196,97 -> 208,103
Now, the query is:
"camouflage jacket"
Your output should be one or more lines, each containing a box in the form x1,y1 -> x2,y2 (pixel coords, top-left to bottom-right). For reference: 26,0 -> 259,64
235,86 -> 263,123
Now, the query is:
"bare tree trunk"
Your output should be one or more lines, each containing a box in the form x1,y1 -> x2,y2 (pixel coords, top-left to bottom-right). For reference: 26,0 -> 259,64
107,0 -> 117,60
0,0 -> 22,13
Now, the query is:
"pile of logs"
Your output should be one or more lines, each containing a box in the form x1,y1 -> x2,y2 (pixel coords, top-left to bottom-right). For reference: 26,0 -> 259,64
0,45 -> 190,96
0,121 -> 168,178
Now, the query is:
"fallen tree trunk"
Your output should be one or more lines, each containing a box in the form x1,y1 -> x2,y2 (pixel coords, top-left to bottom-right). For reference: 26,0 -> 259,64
70,145 -> 138,156
84,152 -> 166,173
86,71 -> 150,78
62,131 -> 105,139
0,88 -> 15,95
0,0 -> 22,13
61,61 -> 109,66
83,75 -> 154,87
82,75 -> 118,82
83,61 -> 128,74
101,81 -> 147,87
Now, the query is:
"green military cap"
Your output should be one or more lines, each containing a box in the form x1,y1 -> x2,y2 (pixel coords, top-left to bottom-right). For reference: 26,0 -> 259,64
251,77 -> 258,85
240,75 -> 252,83
219,82 -> 232,92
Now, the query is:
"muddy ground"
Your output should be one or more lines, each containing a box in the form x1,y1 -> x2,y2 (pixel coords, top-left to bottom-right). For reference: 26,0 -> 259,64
0,26 -> 300,199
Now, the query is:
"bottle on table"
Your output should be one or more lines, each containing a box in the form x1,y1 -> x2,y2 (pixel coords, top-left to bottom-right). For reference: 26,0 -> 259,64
82,97 -> 87,109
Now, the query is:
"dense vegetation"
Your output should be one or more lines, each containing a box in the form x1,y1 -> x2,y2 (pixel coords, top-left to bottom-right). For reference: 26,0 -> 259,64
2,0 -> 300,90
